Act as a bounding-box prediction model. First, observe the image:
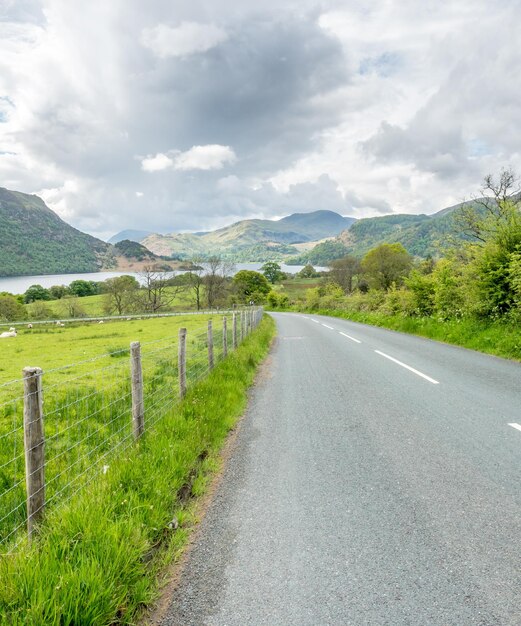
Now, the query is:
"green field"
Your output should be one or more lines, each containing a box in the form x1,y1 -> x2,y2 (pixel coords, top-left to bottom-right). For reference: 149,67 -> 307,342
0,314 -> 218,386
0,312 -> 244,551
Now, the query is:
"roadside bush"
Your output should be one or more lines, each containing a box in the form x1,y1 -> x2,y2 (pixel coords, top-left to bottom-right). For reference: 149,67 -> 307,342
380,286 -> 417,316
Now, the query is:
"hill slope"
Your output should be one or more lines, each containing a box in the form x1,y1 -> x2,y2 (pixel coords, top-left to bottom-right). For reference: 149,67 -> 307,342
338,201 -> 467,258
0,188 -> 114,277
0,189 -> 177,277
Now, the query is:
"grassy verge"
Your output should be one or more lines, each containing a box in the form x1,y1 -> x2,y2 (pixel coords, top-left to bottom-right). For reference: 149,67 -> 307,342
0,315 -> 275,625
279,307 -> 521,361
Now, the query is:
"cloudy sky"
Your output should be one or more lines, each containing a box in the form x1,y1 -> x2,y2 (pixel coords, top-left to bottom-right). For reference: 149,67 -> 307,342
0,0 -> 520,240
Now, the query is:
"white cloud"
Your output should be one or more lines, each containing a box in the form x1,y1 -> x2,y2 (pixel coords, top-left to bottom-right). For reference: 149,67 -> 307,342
141,145 -> 236,173
141,22 -> 227,59
141,153 -> 174,172
174,145 -> 236,171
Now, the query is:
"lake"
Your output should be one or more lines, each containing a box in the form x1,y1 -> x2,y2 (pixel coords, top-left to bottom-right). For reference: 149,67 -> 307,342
0,263 -> 327,295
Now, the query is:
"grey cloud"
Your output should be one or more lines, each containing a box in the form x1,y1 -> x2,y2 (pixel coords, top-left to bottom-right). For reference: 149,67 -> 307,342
362,6 -> 521,181
132,14 -> 349,174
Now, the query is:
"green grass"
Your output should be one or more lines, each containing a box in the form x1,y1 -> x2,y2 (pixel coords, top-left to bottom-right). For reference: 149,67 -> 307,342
302,308 -> 521,361
0,314 -> 216,386
0,315 -> 275,625
0,314 -> 242,550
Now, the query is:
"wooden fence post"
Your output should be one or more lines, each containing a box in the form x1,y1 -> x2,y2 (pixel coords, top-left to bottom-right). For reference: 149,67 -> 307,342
240,311 -> 245,342
178,327 -> 187,398
23,366 -> 45,540
208,320 -> 214,370
232,312 -> 238,350
223,317 -> 228,358
130,342 -> 144,440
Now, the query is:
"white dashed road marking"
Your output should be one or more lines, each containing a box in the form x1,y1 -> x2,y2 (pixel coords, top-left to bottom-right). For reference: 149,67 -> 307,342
374,350 -> 440,385
339,331 -> 362,344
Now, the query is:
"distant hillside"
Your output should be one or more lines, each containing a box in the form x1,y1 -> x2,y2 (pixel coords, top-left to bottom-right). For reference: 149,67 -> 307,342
114,239 -> 156,262
0,188 -> 178,278
287,201 -> 480,264
0,188 -> 114,277
143,210 -> 356,260
108,229 -> 153,244
337,202 -> 466,258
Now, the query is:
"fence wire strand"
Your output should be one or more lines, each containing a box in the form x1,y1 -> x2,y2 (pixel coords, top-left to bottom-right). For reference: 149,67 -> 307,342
0,308 -> 263,551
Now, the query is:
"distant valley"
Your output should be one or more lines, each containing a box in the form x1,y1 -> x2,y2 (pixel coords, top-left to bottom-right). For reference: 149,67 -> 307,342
0,185 -> 472,278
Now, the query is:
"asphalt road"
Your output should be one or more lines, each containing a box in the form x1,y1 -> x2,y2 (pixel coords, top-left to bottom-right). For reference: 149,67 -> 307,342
156,312 -> 521,626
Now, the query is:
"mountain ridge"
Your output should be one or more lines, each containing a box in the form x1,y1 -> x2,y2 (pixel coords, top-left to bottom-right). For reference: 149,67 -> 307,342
141,210 -> 356,260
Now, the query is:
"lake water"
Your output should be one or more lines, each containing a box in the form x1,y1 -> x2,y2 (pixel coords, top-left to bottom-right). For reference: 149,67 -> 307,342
0,263 -> 327,295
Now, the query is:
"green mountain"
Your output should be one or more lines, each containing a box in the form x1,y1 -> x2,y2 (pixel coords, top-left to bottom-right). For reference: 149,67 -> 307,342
0,188 -> 114,277
338,202 -> 467,258
142,210 -> 356,260
0,188 -> 174,278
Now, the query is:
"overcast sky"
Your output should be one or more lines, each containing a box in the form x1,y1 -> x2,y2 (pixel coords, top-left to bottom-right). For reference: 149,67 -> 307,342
0,0 -> 520,240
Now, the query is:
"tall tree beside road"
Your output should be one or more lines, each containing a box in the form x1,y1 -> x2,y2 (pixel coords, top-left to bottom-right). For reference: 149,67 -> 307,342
361,243 -> 413,290
233,270 -> 271,303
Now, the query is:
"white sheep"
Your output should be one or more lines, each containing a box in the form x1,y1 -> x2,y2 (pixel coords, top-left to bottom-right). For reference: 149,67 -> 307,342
55,321 -> 61,326
98,320 -> 104,324
0,330 -> 17,338
27,323 -> 33,329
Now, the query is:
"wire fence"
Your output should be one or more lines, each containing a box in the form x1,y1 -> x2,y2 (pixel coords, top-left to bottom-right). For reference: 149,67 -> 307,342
0,307 -> 263,552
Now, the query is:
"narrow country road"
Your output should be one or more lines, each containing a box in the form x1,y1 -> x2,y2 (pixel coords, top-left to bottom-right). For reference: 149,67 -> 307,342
156,312 -> 521,626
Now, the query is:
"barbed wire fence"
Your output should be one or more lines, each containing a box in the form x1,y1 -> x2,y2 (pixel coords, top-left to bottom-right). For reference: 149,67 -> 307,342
0,307 -> 263,552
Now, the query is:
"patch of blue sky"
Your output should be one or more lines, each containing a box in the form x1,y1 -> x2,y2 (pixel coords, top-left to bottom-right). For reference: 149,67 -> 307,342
467,138 -> 490,158
0,96 -> 14,122
358,52 -> 402,77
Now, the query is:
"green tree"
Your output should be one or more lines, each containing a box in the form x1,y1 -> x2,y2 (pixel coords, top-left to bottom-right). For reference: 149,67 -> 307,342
233,270 -> 271,303
24,284 -> 51,303
0,295 -> 27,321
68,280 -> 98,297
49,285 -> 67,300
261,261 -> 284,284
297,264 -> 318,278
203,257 -> 234,308
328,255 -> 360,293
102,275 -> 139,315
361,243 -> 412,290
